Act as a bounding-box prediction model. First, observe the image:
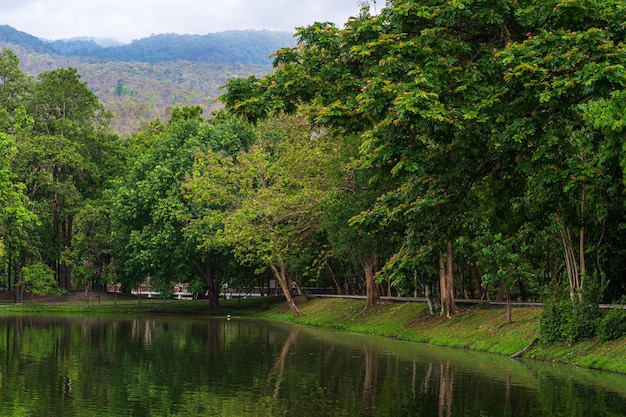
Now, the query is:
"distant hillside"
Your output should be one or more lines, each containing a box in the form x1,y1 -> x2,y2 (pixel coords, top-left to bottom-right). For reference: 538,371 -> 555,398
50,31 -> 296,64
0,25 -> 53,53
0,24 -> 296,64
0,25 -> 294,134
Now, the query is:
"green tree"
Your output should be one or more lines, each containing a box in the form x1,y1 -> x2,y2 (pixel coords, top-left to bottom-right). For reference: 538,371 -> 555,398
0,133 -> 39,300
111,108 -> 255,309
0,49 -> 31,131
496,2 -> 626,301
319,136 -> 401,308
221,0 -> 626,310
21,262 -> 62,300
186,114 -> 337,316
12,67 -> 114,291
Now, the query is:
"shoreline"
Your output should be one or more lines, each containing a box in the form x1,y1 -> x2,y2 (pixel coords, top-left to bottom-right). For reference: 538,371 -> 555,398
2,292 -> 626,374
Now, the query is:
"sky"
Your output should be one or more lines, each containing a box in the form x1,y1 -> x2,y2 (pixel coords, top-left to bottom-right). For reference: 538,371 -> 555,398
0,0 -> 364,43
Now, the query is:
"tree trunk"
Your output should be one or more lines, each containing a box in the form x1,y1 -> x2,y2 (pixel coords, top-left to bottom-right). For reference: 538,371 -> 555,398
560,225 -> 584,302
84,283 -> 90,308
506,290 -> 512,324
204,255 -> 221,310
14,249 -> 27,304
364,255 -> 380,310
423,282 -> 435,315
53,215 -> 74,291
495,280 -> 506,301
325,259 -> 343,295
439,242 -> 457,318
269,257 -> 302,317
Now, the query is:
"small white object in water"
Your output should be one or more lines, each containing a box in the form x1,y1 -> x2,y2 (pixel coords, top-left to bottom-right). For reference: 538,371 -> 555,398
226,315 -> 231,320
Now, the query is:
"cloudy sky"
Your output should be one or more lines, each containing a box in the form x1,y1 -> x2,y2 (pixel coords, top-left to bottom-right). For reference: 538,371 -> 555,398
0,0 -> 363,43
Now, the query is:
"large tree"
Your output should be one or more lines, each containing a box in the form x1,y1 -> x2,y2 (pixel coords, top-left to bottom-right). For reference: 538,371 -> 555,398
12,67 -> 114,290
0,49 -> 31,131
0,133 -> 39,301
185,114 -> 338,316
111,108 -> 255,308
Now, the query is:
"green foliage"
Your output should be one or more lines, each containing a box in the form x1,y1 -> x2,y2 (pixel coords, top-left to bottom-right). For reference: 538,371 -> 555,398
110,108 -> 257,306
0,133 -> 39,281
220,0 -> 626,308
598,306 -> 626,342
20,262 -> 63,296
540,280 -> 603,345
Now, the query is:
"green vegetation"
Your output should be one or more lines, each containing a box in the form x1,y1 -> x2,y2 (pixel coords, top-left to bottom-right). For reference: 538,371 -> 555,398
6,294 -> 626,375
2,41 -> 274,134
264,298 -> 540,356
1,0 -> 626,379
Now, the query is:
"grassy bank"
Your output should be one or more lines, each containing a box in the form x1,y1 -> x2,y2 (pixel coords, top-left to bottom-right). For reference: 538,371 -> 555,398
3,292 -> 626,374
262,297 -> 626,375
263,297 -> 541,355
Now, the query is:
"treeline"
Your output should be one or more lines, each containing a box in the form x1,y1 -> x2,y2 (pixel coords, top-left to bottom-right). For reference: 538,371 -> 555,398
218,0 -> 626,331
54,31 -> 296,64
2,0 -> 626,344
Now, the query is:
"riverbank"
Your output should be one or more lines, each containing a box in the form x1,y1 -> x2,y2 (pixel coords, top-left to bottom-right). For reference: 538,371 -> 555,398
2,291 -> 626,374
265,297 -> 626,375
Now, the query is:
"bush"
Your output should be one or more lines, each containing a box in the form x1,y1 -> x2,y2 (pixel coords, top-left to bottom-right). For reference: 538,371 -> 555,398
540,280 -> 602,345
598,307 -> 626,342
563,297 -> 601,344
539,295 -> 567,344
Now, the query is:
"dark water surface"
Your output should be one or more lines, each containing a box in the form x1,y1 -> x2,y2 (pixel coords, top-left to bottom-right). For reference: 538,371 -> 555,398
0,315 -> 625,416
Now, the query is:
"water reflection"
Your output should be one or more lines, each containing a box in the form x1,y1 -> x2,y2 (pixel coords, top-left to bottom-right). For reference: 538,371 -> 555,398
0,315 -> 624,416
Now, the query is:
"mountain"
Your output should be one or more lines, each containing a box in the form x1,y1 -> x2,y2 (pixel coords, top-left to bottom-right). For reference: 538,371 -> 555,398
0,25 -> 54,53
49,36 -> 123,48
51,31 -> 297,64
0,25 -> 296,134
0,25 -> 296,65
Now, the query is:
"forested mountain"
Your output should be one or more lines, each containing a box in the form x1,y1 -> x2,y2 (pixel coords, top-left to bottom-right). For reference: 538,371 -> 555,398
0,25 -> 293,133
48,31 -> 296,64
0,24 -> 295,64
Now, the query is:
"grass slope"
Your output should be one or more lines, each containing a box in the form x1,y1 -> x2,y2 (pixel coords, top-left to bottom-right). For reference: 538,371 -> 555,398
263,297 -> 541,356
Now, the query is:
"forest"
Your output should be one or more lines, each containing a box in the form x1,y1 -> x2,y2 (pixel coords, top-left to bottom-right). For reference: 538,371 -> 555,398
0,24 -> 295,65
1,0 -> 626,345
0,24 -> 287,134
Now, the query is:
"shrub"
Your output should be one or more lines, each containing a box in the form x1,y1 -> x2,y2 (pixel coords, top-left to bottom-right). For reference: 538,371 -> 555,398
540,279 -> 602,345
539,294 -> 567,344
563,296 -> 601,344
598,307 -> 626,342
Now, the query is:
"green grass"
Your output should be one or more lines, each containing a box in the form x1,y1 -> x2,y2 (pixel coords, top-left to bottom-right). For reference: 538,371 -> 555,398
526,337 -> 626,374
262,297 -> 541,356
0,295 -> 277,316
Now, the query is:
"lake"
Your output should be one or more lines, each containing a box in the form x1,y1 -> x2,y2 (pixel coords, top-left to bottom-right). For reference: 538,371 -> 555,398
0,315 -> 624,416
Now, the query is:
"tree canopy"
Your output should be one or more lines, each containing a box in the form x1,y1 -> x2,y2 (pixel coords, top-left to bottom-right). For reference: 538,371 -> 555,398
221,0 -> 626,313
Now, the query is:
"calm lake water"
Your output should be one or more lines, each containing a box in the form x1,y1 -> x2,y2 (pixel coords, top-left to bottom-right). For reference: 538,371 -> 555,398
0,315 -> 625,416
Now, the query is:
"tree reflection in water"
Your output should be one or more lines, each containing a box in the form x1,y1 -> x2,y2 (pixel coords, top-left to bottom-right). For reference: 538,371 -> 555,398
0,316 -> 624,416
267,327 -> 300,398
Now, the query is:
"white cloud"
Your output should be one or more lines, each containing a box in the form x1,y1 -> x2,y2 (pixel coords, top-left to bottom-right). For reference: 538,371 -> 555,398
0,0 -> 361,43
